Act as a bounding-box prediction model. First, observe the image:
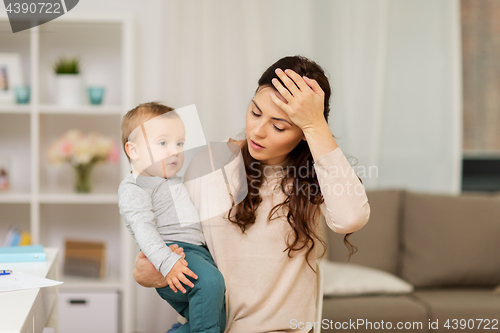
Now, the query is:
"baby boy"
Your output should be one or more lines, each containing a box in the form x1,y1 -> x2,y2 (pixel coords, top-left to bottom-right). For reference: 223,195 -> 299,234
118,102 -> 226,333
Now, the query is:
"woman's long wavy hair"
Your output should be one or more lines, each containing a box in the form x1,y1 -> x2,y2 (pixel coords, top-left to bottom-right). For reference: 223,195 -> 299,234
228,55 -> 359,271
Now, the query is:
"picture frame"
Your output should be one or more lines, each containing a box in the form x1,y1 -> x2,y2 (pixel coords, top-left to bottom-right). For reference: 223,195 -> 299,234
0,159 -> 10,191
0,53 -> 23,105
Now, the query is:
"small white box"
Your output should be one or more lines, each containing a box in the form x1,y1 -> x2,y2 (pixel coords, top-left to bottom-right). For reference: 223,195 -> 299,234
58,291 -> 119,333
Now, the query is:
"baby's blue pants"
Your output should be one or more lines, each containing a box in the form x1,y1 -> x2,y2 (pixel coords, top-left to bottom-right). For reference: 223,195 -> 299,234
156,242 -> 226,333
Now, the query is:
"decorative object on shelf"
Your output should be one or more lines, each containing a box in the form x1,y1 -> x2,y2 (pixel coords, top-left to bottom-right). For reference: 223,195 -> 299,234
53,56 -> 82,106
0,53 -> 23,105
14,85 -> 30,104
87,86 -> 105,105
64,239 -> 106,278
0,159 -> 10,191
2,225 -> 31,246
46,129 -> 119,193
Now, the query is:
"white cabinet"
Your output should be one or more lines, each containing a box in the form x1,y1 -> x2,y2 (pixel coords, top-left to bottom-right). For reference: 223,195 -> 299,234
59,291 -> 119,333
0,12 -> 136,333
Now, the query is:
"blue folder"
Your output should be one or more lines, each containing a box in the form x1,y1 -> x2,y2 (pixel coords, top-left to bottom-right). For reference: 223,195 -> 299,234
0,245 -> 46,262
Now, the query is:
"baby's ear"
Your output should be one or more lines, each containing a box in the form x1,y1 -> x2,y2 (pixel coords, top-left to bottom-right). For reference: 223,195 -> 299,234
125,141 -> 139,160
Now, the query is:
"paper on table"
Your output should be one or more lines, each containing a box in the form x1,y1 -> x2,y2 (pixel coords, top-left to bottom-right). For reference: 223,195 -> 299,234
0,272 -> 63,293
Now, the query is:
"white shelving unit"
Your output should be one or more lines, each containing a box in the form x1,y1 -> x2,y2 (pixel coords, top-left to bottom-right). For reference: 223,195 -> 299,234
0,12 -> 136,333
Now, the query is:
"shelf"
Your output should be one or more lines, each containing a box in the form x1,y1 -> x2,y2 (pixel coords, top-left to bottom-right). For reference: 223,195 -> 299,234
0,13 -> 135,333
38,104 -> 123,115
0,203 -> 30,240
45,11 -> 132,24
39,193 -> 118,204
0,192 -> 31,203
0,9 -> 132,23
0,193 -> 120,204
0,191 -> 118,205
0,113 -> 32,193
39,20 -> 123,106
0,105 -> 31,114
0,104 -> 123,114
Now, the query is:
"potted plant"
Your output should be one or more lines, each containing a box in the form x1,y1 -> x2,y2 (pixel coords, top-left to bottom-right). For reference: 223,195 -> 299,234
53,56 -> 82,106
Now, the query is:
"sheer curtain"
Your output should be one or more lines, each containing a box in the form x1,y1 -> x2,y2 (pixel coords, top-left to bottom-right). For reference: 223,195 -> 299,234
159,0 -> 462,194
132,0 -> 462,331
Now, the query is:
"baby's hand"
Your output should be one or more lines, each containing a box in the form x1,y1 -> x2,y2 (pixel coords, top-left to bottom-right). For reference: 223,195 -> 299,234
168,244 -> 185,257
165,258 -> 198,293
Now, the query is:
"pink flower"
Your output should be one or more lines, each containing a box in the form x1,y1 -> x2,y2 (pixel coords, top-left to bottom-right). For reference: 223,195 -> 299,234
47,129 -> 118,167
61,140 -> 73,157
107,144 -> 120,164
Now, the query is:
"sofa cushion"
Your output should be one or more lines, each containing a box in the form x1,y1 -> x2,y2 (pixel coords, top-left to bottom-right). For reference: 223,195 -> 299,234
322,295 -> 429,332
320,260 -> 414,296
327,189 -> 402,275
400,191 -> 500,287
412,289 -> 500,333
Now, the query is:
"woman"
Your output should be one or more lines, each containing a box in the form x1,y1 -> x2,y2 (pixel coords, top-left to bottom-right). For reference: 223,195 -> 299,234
134,55 -> 371,332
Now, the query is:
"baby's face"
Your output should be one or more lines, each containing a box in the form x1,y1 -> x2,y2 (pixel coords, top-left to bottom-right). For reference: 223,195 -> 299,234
132,115 -> 185,178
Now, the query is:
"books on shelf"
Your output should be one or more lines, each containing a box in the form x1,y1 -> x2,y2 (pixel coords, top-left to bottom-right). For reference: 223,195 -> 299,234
0,245 -> 46,262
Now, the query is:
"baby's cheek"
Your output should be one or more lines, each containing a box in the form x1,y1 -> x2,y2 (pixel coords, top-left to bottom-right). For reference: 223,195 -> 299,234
142,160 -> 165,177
138,155 -> 152,170
152,150 -> 168,162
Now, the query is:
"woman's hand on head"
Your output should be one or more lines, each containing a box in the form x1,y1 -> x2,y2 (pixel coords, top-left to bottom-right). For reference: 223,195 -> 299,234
270,68 -> 326,133
132,245 -> 185,288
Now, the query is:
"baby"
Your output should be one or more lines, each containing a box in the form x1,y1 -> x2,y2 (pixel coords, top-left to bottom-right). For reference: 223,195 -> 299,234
118,102 -> 226,333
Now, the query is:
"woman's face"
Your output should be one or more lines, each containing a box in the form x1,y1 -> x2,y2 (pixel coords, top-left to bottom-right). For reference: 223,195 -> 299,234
245,85 -> 305,165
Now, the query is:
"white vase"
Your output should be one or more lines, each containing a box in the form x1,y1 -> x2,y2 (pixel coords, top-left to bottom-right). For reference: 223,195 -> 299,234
55,74 -> 83,106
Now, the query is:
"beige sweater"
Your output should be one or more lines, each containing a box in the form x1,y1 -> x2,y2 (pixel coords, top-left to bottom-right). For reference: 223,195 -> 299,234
184,143 -> 370,333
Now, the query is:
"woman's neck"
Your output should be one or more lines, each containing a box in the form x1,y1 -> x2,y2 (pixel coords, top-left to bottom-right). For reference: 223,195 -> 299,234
260,154 -> 290,167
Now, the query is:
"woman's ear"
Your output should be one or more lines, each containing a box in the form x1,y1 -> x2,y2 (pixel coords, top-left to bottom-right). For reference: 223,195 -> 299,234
125,141 -> 139,160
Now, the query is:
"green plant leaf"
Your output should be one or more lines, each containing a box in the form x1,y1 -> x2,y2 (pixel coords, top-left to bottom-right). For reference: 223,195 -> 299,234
53,56 -> 80,74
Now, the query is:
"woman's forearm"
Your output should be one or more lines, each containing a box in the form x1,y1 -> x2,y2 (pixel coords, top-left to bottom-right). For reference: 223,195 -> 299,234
133,248 -> 183,288
303,121 -> 339,162
313,146 -> 370,234
133,251 -> 168,288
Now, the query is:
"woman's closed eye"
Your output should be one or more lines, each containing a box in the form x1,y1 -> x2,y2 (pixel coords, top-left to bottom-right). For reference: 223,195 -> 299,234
251,110 -> 285,132
274,125 -> 285,132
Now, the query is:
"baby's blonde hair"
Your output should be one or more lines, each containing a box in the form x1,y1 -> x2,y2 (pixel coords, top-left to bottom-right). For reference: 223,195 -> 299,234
121,102 -> 176,162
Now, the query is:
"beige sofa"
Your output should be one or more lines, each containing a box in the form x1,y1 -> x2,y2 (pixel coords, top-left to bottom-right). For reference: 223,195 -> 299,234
320,189 -> 500,333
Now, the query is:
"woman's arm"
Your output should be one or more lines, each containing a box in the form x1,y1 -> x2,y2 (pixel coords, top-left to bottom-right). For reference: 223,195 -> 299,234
270,68 -> 370,233
306,129 -> 370,233
314,147 -> 371,233
133,245 -> 185,288
133,251 -> 167,288
270,68 -> 339,160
